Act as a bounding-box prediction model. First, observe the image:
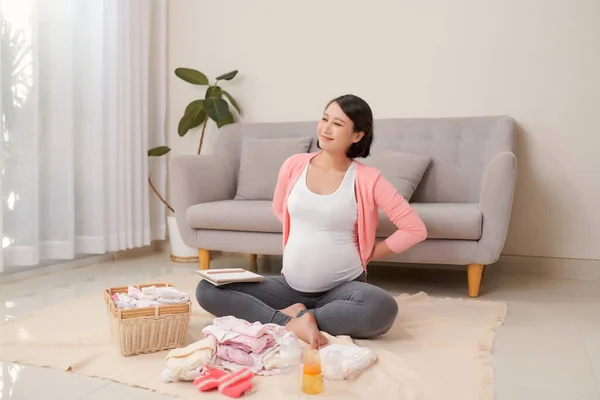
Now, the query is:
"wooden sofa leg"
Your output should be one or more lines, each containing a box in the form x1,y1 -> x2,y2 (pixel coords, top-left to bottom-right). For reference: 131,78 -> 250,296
199,249 -> 211,270
249,254 -> 258,272
467,264 -> 484,298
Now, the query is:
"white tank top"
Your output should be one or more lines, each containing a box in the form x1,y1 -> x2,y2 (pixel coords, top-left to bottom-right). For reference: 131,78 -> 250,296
282,162 -> 364,292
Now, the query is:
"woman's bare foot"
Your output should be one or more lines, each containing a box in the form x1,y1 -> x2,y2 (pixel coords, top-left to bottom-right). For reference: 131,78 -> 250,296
280,303 -> 307,318
285,313 -> 328,349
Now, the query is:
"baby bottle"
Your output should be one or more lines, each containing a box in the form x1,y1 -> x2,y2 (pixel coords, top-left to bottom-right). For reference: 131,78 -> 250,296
302,348 -> 323,394
278,333 -> 302,393
323,349 -> 344,380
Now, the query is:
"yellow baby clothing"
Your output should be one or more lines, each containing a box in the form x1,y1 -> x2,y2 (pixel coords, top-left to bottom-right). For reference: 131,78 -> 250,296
161,336 -> 217,382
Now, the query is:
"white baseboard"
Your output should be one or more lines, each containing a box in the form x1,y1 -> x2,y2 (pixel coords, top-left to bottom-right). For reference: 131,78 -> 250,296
0,253 -> 114,285
112,240 -> 169,259
494,254 -> 600,280
0,240 -> 170,285
379,255 -> 600,280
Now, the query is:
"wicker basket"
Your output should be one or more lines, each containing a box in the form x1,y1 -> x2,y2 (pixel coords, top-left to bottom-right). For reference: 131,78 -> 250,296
105,283 -> 191,357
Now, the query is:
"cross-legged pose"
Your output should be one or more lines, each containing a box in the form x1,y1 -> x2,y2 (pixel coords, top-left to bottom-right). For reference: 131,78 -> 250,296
196,94 -> 427,348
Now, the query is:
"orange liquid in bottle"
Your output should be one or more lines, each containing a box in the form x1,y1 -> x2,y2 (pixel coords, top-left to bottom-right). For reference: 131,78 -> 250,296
302,349 -> 323,394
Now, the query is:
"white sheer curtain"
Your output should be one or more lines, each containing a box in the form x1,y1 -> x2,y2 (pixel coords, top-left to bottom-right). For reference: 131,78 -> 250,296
0,0 -> 167,271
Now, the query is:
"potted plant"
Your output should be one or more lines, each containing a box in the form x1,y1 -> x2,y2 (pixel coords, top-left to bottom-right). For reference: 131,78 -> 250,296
148,68 -> 241,262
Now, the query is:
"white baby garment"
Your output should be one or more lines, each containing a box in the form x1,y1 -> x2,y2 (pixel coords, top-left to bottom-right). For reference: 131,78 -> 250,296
319,343 -> 377,380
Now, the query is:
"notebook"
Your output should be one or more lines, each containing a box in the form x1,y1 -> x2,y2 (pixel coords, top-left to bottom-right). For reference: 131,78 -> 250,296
196,268 -> 264,286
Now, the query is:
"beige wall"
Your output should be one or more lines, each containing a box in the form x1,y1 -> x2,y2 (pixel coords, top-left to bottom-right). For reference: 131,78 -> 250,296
167,0 -> 600,260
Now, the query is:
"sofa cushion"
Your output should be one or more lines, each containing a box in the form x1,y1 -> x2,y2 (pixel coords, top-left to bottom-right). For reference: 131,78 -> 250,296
234,137 -> 313,200
187,200 -> 482,241
376,203 -> 482,240
187,200 -> 281,233
358,149 -> 431,201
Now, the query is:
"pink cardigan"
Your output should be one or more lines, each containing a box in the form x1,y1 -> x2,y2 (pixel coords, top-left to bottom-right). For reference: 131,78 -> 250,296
273,152 -> 428,269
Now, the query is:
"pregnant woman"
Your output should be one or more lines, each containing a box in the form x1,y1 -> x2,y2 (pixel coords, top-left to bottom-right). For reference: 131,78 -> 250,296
196,94 -> 427,348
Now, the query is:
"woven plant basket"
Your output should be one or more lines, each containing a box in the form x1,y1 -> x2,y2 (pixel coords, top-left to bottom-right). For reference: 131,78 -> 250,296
105,283 -> 191,357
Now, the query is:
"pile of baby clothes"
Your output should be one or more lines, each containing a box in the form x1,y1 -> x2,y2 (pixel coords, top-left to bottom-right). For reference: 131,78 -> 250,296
160,335 -> 255,398
111,285 -> 189,309
202,316 -> 288,376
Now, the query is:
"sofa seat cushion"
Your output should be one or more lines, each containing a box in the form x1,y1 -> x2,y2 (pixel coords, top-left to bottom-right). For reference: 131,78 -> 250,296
377,203 -> 482,240
188,200 -> 482,241
187,200 -> 281,233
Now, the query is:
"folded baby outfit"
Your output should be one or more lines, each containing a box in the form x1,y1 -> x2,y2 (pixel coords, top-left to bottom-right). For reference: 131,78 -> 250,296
161,336 -> 217,382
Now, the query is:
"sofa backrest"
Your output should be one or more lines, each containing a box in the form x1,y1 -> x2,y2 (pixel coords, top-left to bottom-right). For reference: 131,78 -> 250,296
213,116 -> 516,203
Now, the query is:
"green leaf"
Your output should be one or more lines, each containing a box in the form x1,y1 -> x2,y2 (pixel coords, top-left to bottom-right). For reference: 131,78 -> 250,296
148,146 -> 171,157
174,68 -> 209,85
178,101 -> 207,136
185,99 -> 204,114
217,111 -> 234,128
206,86 -> 222,98
222,90 -> 241,115
204,97 -> 229,125
215,70 -> 238,81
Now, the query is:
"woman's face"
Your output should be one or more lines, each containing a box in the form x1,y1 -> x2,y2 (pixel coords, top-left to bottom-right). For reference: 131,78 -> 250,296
317,101 -> 364,155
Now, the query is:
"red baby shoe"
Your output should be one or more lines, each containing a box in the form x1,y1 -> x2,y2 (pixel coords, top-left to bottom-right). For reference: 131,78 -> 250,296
218,368 -> 255,398
193,366 -> 228,391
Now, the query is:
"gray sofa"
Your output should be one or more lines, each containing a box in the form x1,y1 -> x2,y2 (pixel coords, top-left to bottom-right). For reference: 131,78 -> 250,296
170,116 -> 517,297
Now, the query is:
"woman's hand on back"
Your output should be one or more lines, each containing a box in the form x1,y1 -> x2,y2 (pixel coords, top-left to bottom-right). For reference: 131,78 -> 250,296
367,241 -> 394,264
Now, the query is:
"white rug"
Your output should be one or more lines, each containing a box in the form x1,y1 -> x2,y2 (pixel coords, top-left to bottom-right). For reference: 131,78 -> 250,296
0,273 -> 506,399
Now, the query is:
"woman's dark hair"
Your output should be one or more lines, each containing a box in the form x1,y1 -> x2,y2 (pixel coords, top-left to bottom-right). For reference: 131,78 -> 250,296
320,94 -> 373,159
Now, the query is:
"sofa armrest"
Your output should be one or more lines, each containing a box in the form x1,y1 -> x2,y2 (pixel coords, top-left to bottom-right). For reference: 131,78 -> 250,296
169,154 -> 236,247
474,151 -> 517,264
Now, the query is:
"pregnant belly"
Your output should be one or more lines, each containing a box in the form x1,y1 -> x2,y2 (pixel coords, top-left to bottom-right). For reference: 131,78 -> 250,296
282,233 -> 363,292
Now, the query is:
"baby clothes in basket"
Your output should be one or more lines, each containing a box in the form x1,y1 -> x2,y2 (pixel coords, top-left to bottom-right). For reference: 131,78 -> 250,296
112,285 -> 189,309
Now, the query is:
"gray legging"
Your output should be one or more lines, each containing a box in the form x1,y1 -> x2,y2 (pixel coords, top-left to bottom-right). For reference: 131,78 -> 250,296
196,273 -> 398,339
